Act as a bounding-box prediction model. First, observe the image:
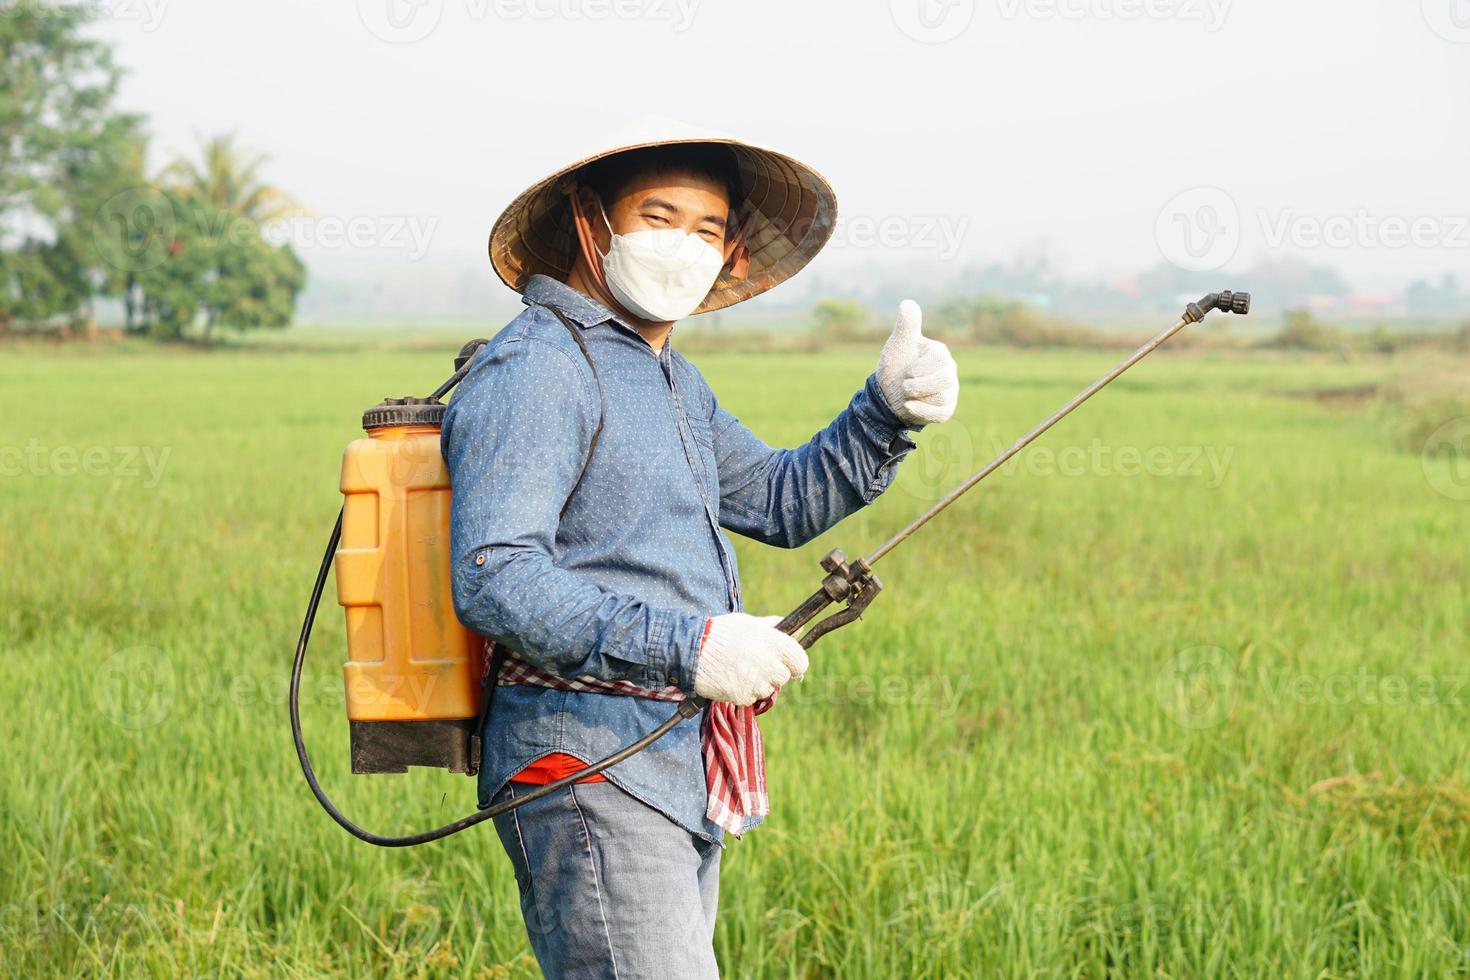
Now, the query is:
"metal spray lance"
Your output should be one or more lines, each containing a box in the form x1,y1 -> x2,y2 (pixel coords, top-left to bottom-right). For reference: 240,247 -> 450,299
289,290 -> 1250,846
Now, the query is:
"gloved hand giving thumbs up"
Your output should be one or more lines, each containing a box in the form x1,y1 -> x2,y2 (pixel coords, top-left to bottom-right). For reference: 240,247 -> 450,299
874,300 -> 960,426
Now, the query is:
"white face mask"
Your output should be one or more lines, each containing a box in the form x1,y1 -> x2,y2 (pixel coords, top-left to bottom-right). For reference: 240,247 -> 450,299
596,204 -> 726,323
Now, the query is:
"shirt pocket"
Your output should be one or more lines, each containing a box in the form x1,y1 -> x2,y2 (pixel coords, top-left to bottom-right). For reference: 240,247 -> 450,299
685,414 -> 720,509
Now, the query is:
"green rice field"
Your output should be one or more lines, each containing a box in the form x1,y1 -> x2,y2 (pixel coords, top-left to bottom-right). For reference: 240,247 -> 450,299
3,331 -> 1469,977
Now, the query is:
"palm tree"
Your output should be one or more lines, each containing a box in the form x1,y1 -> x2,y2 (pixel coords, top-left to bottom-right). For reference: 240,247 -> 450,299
161,133 -> 301,224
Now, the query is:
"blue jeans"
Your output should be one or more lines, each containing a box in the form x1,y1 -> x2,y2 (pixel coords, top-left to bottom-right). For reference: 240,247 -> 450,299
492,781 -> 723,978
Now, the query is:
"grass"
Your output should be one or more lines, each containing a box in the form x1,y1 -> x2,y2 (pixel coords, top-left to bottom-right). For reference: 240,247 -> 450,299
2,331 -> 1469,977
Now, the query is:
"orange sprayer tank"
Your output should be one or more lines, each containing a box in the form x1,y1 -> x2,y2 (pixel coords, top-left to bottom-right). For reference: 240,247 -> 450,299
337,397 -> 484,774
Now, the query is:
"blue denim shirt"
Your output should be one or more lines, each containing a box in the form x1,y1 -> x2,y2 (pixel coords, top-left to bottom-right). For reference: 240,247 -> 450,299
442,275 -> 917,842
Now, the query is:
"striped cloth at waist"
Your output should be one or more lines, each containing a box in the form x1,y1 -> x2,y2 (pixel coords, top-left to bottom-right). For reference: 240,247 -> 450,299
491,638 -> 775,837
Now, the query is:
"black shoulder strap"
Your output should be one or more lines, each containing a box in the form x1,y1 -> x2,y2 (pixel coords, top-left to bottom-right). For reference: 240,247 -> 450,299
545,305 -> 605,518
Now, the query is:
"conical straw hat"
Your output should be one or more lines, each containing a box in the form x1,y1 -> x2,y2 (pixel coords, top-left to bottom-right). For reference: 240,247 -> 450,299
488,116 -> 837,315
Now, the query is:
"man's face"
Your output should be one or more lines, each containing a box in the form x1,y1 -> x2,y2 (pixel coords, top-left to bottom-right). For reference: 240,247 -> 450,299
593,169 -> 732,254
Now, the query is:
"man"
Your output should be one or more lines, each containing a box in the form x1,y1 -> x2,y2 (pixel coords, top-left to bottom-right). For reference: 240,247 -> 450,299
442,123 -> 959,978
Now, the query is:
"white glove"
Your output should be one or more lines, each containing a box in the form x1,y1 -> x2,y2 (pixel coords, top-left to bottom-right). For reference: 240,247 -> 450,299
693,614 -> 809,706
875,300 -> 959,426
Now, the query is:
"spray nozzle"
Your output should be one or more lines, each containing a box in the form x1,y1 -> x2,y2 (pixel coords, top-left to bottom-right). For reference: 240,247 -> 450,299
1185,290 -> 1251,323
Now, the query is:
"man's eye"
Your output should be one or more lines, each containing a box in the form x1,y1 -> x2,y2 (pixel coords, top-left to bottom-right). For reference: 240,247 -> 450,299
643,214 -> 669,225
698,230 -> 720,242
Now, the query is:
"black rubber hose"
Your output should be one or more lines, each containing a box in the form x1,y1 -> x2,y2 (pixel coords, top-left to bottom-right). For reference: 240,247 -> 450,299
288,508 -> 703,847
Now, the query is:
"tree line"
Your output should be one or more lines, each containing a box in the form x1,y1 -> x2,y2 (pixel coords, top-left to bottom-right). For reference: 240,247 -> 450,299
1,4 -> 304,341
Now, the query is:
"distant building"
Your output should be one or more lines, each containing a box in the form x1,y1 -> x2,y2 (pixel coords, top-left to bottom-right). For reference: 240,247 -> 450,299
1346,292 -> 1401,317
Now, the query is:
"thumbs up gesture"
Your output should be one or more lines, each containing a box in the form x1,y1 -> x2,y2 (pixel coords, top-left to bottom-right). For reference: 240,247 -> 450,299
874,300 -> 959,426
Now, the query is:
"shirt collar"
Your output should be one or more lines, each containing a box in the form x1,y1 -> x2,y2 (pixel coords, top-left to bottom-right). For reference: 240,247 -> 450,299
522,274 -> 623,330
521,274 -> 674,359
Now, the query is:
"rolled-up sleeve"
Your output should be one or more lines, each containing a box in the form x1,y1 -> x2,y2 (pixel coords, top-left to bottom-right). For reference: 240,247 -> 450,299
441,337 -> 708,690
712,373 -> 918,548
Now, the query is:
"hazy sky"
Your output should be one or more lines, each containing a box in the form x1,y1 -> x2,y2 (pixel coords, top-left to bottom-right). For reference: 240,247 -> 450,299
95,0 -> 1469,300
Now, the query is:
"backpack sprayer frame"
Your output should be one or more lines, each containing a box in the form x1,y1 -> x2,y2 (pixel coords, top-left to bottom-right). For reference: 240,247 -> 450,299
290,290 -> 1250,847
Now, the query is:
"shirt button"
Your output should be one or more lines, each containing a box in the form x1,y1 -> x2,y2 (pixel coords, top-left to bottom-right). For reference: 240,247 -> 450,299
668,674 -> 679,686
475,553 -> 486,566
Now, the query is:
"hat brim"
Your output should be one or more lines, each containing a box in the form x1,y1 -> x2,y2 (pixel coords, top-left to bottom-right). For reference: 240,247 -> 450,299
488,137 -> 837,316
